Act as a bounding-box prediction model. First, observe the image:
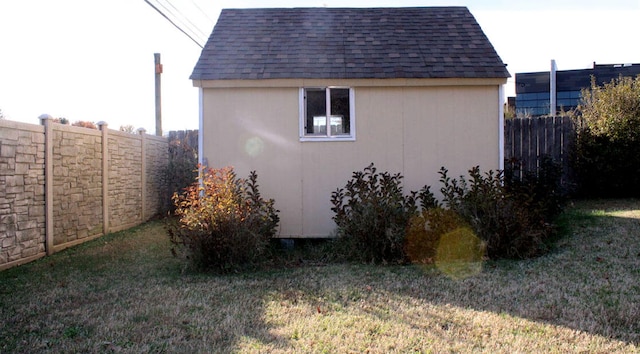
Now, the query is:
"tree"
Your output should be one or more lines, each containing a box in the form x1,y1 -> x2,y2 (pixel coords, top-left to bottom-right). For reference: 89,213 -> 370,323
0,109 -> 5,119
52,117 -> 69,125
72,121 -> 98,129
578,75 -> 640,141
572,75 -> 640,197
119,124 -> 136,133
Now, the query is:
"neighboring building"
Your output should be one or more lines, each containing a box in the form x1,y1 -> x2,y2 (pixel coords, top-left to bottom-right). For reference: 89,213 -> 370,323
515,62 -> 640,116
190,7 -> 510,238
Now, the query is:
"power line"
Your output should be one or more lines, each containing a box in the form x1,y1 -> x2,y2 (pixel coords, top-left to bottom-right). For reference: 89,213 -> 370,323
161,0 -> 209,40
143,0 -> 204,48
148,0 -> 207,46
153,0 -> 207,44
189,0 -> 215,25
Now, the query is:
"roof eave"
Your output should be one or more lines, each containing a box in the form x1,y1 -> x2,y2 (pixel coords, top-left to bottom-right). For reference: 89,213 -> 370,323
191,77 -> 509,88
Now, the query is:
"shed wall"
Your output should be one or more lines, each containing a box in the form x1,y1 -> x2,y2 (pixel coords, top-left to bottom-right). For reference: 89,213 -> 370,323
201,82 -> 501,237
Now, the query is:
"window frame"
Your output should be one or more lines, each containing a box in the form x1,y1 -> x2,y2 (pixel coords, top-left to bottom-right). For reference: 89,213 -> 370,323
299,87 -> 356,142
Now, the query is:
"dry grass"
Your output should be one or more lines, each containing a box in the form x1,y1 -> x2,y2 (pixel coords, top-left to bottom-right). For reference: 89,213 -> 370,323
1,199 -> 639,353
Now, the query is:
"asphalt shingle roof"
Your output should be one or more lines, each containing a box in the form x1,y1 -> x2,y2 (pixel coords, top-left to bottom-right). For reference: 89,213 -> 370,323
190,7 -> 510,81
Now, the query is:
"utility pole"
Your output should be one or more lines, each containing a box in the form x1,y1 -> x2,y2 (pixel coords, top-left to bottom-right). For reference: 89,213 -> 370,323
550,59 -> 557,117
154,53 -> 163,136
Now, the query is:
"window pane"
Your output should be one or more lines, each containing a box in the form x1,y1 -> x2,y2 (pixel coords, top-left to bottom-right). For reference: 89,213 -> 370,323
306,89 -> 326,135
330,88 -> 350,135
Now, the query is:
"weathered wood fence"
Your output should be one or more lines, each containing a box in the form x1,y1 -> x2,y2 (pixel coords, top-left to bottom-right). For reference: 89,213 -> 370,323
168,130 -> 198,153
165,130 -> 199,209
504,116 -> 575,184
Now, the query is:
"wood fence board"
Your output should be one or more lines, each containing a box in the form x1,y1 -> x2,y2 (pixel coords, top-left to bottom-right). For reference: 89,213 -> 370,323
505,119 -> 513,160
561,116 -> 574,184
552,117 -> 562,163
544,116 -> 554,157
522,118 -> 532,172
504,116 -> 575,186
533,117 -> 542,172
513,118 -> 522,162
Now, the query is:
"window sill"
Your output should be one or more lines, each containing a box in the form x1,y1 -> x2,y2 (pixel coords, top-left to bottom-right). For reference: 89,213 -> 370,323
299,136 -> 356,142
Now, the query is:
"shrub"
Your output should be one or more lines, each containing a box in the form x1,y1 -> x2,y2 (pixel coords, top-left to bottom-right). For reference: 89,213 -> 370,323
71,121 -> 97,129
330,163 -> 436,263
168,166 -> 279,272
405,207 -> 470,264
505,156 -> 567,222
331,163 -> 564,263
572,75 -> 640,197
439,166 -> 560,259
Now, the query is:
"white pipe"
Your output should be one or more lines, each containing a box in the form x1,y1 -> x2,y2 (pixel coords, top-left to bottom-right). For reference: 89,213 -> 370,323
550,59 -> 557,116
499,84 -> 505,170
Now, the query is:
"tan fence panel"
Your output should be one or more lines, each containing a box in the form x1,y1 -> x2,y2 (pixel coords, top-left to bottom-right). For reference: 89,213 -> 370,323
0,120 -> 47,269
1,119 -> 168,270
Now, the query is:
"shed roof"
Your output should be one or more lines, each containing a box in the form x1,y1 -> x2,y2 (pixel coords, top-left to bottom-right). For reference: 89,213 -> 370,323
190,7 -> 510,81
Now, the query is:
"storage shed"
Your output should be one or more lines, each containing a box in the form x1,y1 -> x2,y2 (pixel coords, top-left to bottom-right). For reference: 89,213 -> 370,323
191,7 -> 510,237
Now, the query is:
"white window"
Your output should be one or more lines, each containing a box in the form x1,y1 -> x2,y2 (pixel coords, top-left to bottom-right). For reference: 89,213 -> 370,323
299,87 -> 355,141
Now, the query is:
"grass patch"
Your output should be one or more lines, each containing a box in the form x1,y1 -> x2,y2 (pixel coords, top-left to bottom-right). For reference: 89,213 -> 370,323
1,200 -> 639,353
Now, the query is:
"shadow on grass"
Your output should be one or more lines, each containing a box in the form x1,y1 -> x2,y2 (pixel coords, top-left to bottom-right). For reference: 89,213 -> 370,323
1,200 -> 639,352
254,199 -> 640,350
0,220 -> 291,353
393,199 -> 640,345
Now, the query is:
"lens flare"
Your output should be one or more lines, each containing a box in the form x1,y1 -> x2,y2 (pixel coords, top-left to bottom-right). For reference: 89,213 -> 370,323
435,227 -> 485,280
244,136 -> 264,157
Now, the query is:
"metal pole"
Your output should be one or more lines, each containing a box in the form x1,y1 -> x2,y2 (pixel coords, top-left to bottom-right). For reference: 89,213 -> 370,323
154,53 -> 163,136
550,59 -> 557,117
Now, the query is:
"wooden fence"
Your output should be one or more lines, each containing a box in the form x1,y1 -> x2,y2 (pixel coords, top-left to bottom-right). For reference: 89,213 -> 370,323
504,116 -> 575,185
168,130 -> 198,153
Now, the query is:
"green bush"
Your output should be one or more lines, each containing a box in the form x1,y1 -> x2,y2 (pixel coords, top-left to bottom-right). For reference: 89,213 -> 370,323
439,166 -> 561,259
330,163 -> 563,263
505,156 -> 567,222
330,163 -> 436,263
404,207 -> 470,264
167,166 -> 279,272
572,75 -> 640,197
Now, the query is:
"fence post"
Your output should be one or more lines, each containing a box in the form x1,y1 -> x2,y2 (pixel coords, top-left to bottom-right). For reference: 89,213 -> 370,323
97,122 -> 109,234
138,128 -> 147,221
38,114 -> 54,255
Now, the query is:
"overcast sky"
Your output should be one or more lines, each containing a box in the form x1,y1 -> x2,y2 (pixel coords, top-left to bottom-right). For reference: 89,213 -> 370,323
0,0 -> 638,132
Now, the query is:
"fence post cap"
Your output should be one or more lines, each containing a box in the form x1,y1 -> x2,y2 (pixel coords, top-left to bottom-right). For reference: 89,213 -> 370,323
137,127 -> 147,135
96,121 -> 108,130
38,113 -> 53,121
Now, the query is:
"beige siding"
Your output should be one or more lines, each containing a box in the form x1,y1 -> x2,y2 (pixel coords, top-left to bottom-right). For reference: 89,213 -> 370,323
200,80 -> 503,237
202,87 -> 303,237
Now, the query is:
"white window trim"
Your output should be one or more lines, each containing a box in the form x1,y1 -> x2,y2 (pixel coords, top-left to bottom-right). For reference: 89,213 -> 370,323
299,87 -> 356,142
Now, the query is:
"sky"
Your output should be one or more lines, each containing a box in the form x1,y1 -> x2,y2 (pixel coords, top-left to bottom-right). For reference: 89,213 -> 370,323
0,0 -> 638,133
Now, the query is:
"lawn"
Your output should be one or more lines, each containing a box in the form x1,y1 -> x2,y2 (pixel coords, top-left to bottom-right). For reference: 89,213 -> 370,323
1,200 -> 639,353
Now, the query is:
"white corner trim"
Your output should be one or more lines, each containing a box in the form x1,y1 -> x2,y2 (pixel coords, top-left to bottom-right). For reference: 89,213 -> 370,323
499,84 -> 505,170
198,87 -> 204,168
349,87 -> 356,141
298,88 -> 305,139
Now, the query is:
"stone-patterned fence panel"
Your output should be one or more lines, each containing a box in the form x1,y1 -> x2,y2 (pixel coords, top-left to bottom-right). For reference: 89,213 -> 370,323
52,125 -> 103,247
0,118 -> 168,270
145,135 -> 169,218
107,131 -> 144,232
0,120 -> 46,268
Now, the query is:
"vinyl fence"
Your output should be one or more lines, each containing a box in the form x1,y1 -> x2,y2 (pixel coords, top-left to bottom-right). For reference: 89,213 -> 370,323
0,118 -> 168,270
